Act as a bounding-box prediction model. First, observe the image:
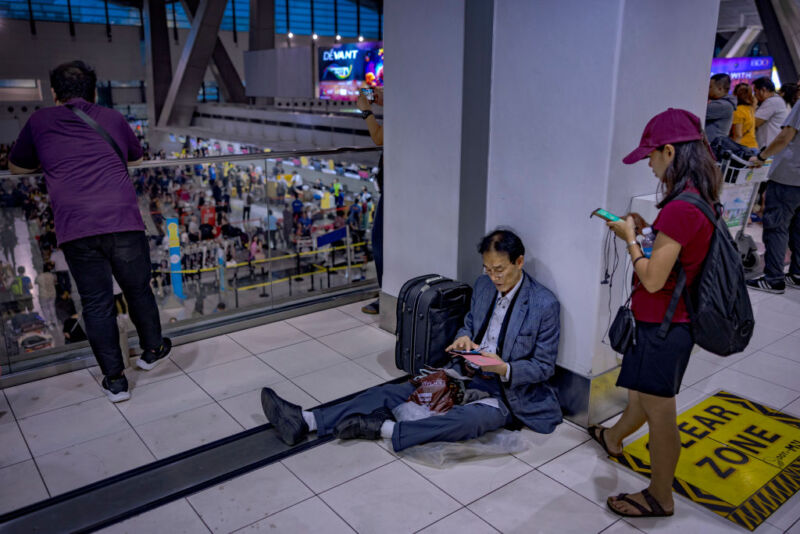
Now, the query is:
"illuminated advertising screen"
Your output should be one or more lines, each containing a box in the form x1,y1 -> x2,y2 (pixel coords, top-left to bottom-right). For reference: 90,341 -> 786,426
318,42 -> 384,101
710,56 -> 773,91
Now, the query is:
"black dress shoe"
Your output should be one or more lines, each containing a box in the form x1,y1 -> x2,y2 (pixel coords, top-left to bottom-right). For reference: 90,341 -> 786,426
333,407 -> 394,440
261,388 -> 308,446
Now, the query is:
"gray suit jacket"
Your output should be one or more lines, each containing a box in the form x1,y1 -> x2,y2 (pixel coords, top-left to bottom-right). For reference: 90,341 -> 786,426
455,270 -> 562,433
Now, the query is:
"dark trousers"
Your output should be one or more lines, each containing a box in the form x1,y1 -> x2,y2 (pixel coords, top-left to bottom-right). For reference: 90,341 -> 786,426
372,196 -> 384,287
243,206 -> 251,221
762,181 -> 800,283
62,231 -> 163,378
312,381 -> 511,452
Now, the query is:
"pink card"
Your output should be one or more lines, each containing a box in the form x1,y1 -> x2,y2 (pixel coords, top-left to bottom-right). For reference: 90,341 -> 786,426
462,354 -> 502,367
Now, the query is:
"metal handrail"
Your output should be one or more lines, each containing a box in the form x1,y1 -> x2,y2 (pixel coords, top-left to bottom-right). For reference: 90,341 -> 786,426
0,145 -> 382,179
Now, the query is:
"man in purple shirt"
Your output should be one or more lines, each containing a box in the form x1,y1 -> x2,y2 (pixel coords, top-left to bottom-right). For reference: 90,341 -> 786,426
9,60 -> 171,402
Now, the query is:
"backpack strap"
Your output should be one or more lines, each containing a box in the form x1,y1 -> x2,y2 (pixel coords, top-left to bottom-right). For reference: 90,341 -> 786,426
673,192 -> 721,226
65,104 -> 127,168
656,192 -> 715,339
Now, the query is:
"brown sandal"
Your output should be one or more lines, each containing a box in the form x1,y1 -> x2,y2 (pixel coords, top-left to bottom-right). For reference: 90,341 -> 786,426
607,488 -> 674,518
588,425 -> 623,459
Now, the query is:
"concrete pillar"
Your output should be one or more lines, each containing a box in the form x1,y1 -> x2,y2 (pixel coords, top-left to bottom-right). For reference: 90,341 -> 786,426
382,0 -> 720,425
250,0 -> 276,105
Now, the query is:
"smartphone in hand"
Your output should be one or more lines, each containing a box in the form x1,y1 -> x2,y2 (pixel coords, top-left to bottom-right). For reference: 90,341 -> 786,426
359,88 -> 374,102
450,349 -> 482,355
590,208 -> 621,222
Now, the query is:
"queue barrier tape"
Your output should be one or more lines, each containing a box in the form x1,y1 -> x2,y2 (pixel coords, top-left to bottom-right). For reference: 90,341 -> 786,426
152,242 -> 367,274
235,263 -> 366,292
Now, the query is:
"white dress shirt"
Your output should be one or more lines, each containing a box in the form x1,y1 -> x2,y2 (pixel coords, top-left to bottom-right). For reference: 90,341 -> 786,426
478,274 -> 524,382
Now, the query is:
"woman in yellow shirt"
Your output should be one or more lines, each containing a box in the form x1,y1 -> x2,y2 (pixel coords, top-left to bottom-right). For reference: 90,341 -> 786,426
731,83 -> 757,148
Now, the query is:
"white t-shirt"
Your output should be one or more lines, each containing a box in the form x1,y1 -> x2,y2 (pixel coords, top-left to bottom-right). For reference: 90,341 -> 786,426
291,173 -> 303,187
756,95 -> 789,148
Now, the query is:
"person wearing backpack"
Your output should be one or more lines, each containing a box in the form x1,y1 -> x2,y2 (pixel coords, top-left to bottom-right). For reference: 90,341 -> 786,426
11,266 -> 34,312
590,109 -> 721,519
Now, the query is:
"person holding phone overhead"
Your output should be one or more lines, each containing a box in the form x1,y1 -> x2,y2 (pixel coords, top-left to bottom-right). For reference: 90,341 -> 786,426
590,108 -> 719,519
357,86 -> 385,315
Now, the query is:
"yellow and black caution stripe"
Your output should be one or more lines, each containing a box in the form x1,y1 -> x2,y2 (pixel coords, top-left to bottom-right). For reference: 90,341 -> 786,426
729,457 -> 800,531
611,453 -> 738,519
714,391 -> 800,430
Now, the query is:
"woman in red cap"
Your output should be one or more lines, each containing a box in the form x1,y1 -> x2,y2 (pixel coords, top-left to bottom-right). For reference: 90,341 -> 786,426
590,108 -> 720,518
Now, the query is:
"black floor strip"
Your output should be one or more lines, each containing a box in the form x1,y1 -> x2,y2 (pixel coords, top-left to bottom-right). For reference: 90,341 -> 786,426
0,376 -> 409,534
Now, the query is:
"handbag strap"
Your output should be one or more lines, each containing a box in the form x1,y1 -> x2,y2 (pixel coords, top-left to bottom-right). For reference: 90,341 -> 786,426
65,104 -> 127,167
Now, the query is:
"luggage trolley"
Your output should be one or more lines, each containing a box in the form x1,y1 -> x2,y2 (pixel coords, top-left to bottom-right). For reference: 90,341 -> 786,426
718,152 -> 771,272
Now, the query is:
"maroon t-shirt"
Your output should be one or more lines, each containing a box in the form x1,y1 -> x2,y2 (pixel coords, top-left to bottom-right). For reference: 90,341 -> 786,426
631,192 -> 714,323
9,98 -> 144,245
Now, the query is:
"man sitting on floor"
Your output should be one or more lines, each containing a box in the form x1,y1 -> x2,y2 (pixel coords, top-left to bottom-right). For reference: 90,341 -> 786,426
261,229 -> 563,452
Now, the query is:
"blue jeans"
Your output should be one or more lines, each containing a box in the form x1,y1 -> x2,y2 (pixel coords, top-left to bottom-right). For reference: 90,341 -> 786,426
62,231 -> 163,378
312,381 -> 512,452
762,181 -> 800,283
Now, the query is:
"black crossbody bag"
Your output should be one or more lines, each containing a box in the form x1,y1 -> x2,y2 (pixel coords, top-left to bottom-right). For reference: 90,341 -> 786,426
65,104 -> 128,168
609,290 -> 636,354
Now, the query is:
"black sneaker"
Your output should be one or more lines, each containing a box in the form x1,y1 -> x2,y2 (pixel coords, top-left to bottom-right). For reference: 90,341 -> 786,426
746,277 -> 785,294
786,274 -> 800,290
101,374 -> 130,403
261,388 -> 308,446
361,300 -> 379,315
136,337 -> 172,371
333,407 -> 394,440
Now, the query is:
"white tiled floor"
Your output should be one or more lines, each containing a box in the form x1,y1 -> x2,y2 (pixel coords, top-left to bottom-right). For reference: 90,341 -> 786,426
2,292 -> 800,533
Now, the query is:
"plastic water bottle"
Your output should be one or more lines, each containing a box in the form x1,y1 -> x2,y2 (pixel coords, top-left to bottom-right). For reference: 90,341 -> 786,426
641,227 -> 655,258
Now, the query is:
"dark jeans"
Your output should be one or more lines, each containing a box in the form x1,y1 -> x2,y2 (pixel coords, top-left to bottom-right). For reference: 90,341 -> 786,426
762,181 -> 800,283
312,381 -> 511,452
62,231 -> 163,378
372,196 -> 384,288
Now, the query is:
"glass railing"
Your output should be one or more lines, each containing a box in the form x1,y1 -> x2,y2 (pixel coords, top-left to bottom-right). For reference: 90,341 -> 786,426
0,147 -> 382,378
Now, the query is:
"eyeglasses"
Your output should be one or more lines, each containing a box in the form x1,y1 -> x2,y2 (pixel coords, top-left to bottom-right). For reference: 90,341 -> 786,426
483,264 -> 512,278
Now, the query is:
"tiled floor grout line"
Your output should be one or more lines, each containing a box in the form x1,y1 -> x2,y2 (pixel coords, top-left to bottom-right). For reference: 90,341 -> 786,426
758,345 -> 800,367
273,462 -> 362,534
180,371 -> 249,433
536,468 -> 620,515
412,506 -> 501,534
282,448 -> 399,499
107,397 -> 161,462
183,497 -> 215,534
712,365 -> 800,399
512,434 -> 592,470
598,518 -> 646,533
4,371 -> 106,421
1,390 -> 52,498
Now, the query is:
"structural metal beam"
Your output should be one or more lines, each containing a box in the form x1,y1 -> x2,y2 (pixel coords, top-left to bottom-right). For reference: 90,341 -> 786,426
181,0 -> 247,104
159,0 -> 228,128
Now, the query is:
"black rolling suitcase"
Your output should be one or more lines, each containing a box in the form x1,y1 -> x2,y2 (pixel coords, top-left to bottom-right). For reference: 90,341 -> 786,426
395,274 -> 472,375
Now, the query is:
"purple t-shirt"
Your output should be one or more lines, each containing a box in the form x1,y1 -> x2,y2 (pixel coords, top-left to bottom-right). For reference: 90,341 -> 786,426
9,98 -> 144,245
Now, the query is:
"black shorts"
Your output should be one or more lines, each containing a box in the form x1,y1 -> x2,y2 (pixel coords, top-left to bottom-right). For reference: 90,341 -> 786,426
616,321 -> 693,398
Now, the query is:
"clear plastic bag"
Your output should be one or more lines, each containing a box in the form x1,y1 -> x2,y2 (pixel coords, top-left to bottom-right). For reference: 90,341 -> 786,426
390,401 -> 529,468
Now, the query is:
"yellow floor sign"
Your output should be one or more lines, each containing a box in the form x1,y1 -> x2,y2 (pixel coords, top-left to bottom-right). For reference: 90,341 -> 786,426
612,391 -> 800,530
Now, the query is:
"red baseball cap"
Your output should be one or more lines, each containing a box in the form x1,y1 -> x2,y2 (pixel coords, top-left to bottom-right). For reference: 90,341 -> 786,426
622,108 -> 705,164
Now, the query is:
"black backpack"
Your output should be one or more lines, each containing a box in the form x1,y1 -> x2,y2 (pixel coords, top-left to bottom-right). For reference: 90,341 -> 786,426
658,192 -> 754,356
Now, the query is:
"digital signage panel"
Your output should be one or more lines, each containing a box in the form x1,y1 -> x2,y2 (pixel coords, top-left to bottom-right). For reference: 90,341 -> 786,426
318,42 -> 383,101
710,56 -> 773,91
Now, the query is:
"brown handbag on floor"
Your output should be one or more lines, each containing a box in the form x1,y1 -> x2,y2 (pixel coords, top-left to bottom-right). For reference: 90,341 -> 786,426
408,369 -> 465,413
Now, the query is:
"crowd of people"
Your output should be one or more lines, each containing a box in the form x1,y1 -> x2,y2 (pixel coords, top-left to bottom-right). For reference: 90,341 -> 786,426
6,55 -> 800,524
